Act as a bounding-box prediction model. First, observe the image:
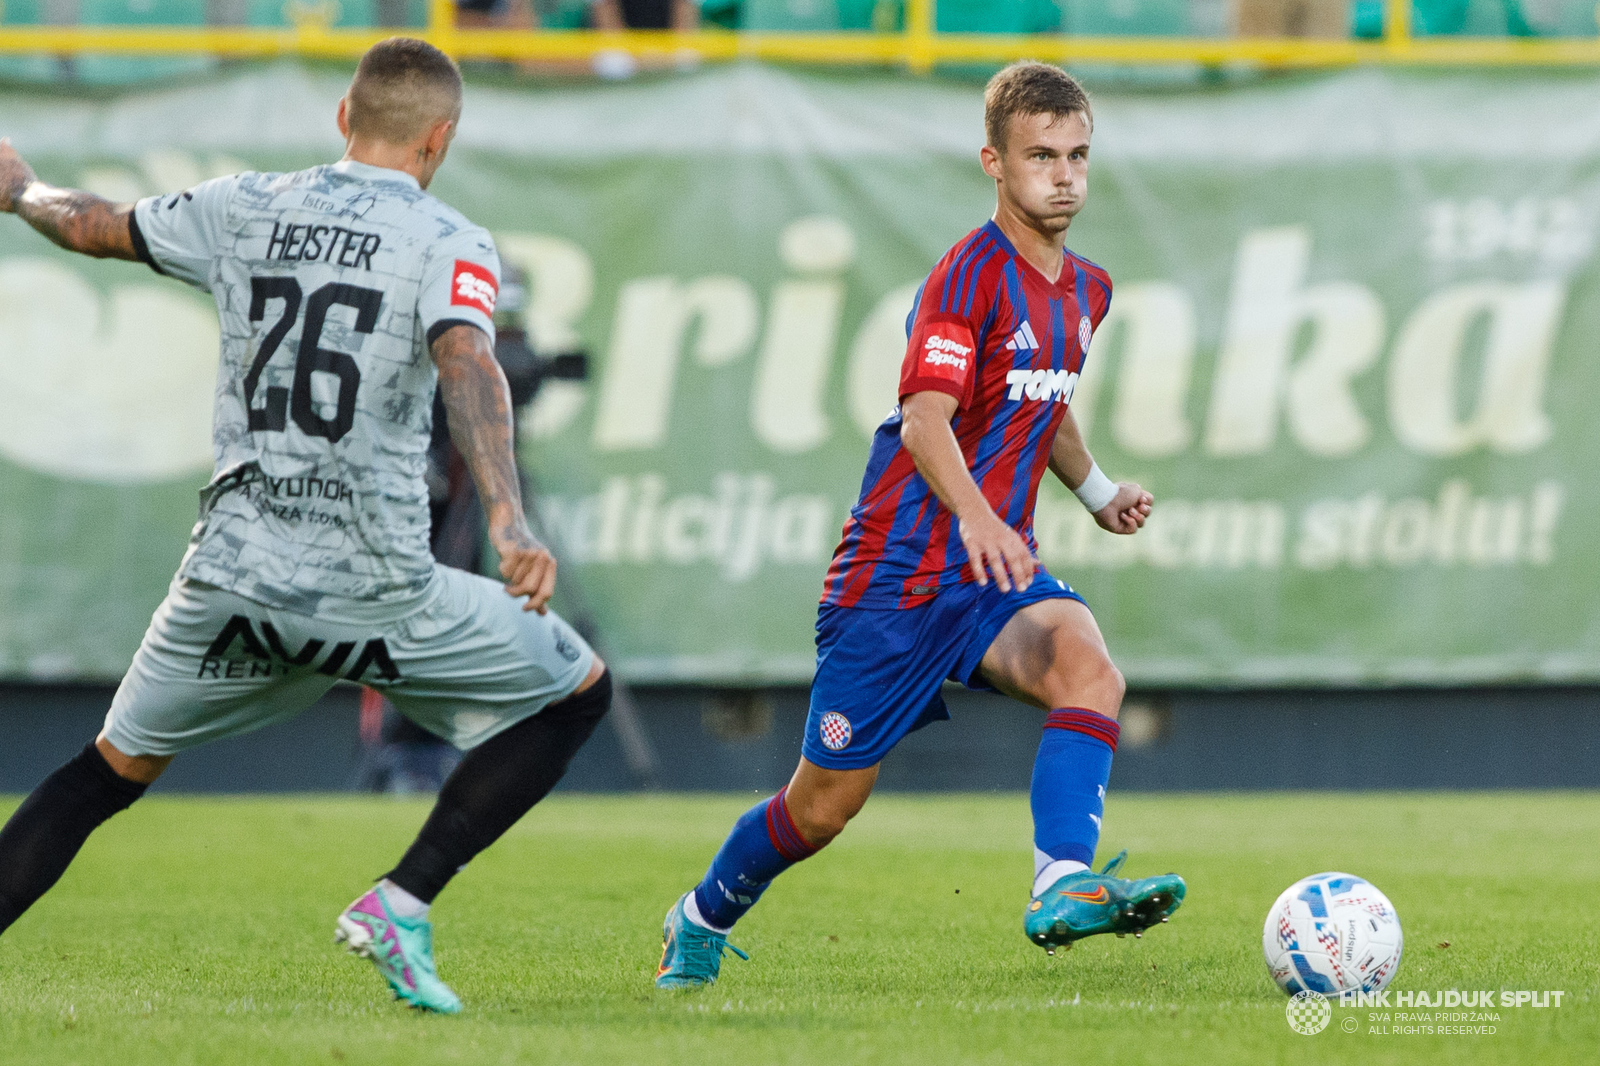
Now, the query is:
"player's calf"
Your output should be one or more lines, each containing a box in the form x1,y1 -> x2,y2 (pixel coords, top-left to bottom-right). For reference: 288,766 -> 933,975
338,669 -> 610,1011
383,667 -> 610,904
0,740 -> 153,935
657,762 -> 872,989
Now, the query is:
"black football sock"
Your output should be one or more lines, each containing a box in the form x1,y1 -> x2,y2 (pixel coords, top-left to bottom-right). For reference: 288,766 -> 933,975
385,670 -> 612,904
0,742 -> 149,935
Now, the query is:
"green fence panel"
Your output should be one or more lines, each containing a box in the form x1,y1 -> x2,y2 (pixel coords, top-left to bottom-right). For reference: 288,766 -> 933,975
2,63 -> 1597,685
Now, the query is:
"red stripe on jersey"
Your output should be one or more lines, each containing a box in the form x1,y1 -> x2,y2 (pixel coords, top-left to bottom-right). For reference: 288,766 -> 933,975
826,466 -> 914,608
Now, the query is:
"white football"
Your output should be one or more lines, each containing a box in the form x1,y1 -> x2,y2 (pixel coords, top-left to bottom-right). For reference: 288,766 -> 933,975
1262,872 -> 1403,996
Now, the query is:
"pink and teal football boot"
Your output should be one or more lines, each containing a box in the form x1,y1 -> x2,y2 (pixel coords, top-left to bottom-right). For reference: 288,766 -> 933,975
1025,850 -> 1185,955
335,885 -> 462,1014
655,893 -> 749,989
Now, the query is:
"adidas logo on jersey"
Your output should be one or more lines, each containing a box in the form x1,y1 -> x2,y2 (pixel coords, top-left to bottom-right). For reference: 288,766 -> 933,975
1004,320 -> 1040,351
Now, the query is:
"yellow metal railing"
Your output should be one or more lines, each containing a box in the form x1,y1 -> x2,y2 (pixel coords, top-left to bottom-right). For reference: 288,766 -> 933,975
1,0 -> 1598,67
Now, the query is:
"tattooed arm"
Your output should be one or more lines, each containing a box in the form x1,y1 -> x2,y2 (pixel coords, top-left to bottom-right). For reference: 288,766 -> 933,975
431,322 -> 557,613
0,138 -> 137,260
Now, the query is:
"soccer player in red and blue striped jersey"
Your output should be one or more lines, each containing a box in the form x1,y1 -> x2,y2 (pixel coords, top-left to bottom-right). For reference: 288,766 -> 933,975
656,62 -> 1186,988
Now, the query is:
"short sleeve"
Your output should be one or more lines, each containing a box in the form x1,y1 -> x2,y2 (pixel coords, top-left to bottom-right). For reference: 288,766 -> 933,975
898,262 -> 990,408
130,175 -> 239,291
420,227 -> 500,348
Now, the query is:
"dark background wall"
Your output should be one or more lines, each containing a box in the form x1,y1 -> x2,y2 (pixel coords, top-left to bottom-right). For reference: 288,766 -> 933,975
2,682 -> 1596,793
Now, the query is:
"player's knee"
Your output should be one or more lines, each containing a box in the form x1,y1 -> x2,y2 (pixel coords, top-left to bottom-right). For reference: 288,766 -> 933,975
1097,659 -> 1127,718
548,667 -> 612,729
792,810 -> 849,848
787,790 -> 864,847
94,735 -> 172,785
1044,640 -> 1124,718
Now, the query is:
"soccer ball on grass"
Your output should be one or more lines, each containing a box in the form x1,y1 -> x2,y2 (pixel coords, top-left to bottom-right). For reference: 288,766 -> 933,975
1262,872 -> 1402,996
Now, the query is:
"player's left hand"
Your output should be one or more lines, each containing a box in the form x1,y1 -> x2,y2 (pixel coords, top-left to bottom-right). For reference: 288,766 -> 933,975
0,138 -> 37,213
1094,482 -> 1153,535
496,531 -> 558,614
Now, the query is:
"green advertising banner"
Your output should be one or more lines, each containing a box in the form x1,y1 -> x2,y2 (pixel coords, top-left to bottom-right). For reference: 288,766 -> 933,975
2,64 -> 1598,684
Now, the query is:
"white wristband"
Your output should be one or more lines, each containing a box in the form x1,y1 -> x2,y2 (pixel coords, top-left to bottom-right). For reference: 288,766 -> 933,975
1073,462 -> 1120,514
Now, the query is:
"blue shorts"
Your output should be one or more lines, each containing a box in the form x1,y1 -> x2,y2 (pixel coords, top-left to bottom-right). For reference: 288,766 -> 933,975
802,569 -> 1088,770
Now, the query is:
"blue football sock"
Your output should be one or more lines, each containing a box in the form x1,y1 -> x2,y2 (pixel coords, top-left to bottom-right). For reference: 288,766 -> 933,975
692,786 -> 818,930
1030,708 -> 1120,869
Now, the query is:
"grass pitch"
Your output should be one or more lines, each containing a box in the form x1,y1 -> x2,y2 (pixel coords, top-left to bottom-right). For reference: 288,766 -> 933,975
0,792 -> 1594,1066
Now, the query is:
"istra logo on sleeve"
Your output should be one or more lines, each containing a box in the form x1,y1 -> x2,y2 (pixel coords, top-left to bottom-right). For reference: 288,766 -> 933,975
451,260 -> 498,316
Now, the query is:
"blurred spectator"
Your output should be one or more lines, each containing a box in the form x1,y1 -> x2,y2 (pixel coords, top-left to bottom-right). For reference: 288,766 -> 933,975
587,0 -> 705,78
589,0 -> 701,29
458,0 -> 541,30
1236,0 -> 1346,36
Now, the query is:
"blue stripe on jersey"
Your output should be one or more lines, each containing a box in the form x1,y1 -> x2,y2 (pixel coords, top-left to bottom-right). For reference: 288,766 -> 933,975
949,236 -> 992,316
1001,260 -> 1026,330
999,296 -> 1066,526
940,234 -> 986,314
963,292 -> 1037,495
974,294 -> 1002,375
828,415 -> 906,596
1072,259 -> 1089,366
884,475 -> 938,576
1075,251 -> 1111,312
961,243 -> 1001,317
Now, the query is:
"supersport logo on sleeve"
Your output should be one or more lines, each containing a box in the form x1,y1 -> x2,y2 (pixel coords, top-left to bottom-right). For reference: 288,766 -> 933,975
450,259 -> 498,316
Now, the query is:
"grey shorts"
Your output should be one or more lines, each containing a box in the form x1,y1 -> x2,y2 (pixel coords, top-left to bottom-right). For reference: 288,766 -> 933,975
103,566 -> 596,756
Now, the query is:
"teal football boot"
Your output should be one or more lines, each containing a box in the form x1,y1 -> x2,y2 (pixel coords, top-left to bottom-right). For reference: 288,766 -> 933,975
1024,850 -> 1186,954
335,886 -> 463,1014
655,893 -> 749,989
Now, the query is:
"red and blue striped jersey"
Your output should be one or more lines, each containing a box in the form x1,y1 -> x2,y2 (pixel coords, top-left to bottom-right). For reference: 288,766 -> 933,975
821,221 -> 1113,610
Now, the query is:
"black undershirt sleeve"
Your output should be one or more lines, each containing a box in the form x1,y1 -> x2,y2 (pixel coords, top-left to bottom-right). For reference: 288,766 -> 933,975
126,210 -> 165,276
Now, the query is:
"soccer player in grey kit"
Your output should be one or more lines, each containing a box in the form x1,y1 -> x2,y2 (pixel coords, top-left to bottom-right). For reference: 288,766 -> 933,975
0,38 -> 605,1013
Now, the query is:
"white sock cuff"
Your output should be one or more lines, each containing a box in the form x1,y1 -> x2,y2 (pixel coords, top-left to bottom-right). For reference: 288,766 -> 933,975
681,891 -> 730,935
1032,859 -> 1090,898
378,878 -> 430,920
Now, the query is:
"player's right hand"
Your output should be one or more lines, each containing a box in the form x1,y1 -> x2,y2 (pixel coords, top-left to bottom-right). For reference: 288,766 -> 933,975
957,509 -> 1038,593
496,531 -> 558,614
0,138 -> 39,214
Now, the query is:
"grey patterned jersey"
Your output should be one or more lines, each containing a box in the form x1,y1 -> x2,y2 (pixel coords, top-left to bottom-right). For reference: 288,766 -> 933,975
131,160 -> 500,613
